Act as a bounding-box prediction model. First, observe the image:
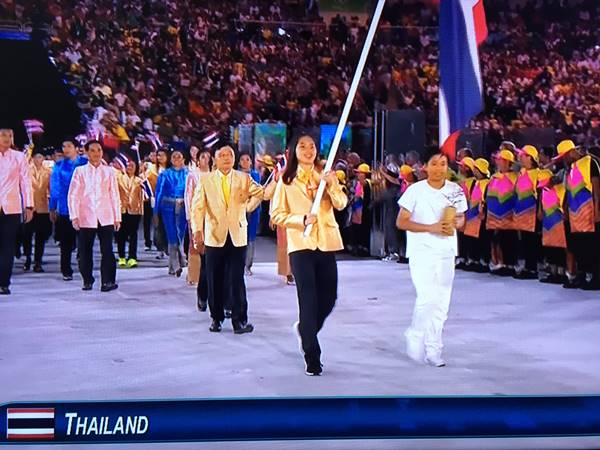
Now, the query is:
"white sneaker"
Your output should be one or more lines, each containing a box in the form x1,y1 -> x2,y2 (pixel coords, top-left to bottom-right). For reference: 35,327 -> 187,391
424,355 -> 446,367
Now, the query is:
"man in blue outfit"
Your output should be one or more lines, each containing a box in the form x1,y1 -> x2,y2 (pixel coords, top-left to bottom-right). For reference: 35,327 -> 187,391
49,139 -> 87,281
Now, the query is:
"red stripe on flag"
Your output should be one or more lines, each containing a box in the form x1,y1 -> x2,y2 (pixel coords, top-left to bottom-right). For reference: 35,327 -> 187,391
441,130 -> 460,161
7,408 -> 54,414
7,434 -> 54,440
473,0 -> 488,46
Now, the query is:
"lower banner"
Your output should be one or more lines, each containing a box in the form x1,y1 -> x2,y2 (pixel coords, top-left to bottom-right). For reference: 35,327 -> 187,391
1,396 -> 600,444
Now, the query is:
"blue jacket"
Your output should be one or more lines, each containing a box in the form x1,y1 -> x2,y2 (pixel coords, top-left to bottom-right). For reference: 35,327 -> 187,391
247,170 -> 261,241
153,167 -> 189,215
49,156 -> 88,216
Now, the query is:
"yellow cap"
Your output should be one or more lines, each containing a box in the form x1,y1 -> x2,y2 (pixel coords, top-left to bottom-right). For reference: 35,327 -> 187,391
258,154 -> 275,168
495,149 -> 515,163
519,145 -> 539,163
458,156 -> 476,171
336,170 -> 346,183
537,169 -> 553,188
474,158 -> 490,177
557,139 -> 576,157
399,165 -> 414,178
354,163 -> 371,174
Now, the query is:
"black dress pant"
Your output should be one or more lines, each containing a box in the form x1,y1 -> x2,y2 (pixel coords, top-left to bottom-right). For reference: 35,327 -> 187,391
205,235 -> 247,324
196,253 -> 209,303
117,213 -> 141,259
566,223 -> 600,276
57,215 -> 77,277
289,249 -> 338,363
23,212 -> 52,265
0,213 -> 21,288
78,224 -> 116,285
520,230 -> 541,272
143,201 -> 153,248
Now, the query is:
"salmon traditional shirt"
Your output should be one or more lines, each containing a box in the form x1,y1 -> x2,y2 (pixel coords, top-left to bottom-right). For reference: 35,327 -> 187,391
184,167 -> 210,219
68,163 -> 122,228
0,149 -> 33,214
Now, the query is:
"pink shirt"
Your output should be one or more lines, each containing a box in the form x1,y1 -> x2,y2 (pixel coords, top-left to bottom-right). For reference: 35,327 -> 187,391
0,149 -> 33,214
184,168 -> 209,219
68,163 -> 122,228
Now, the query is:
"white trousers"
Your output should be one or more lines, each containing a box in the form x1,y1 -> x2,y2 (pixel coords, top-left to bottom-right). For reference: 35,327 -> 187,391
406,252 -> 455,361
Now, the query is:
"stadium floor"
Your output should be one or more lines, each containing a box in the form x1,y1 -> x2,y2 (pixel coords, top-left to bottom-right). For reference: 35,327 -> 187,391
2,239 -> 599,449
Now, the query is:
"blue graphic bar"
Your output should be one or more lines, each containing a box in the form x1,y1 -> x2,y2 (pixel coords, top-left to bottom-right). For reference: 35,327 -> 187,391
1,396 -> 600,444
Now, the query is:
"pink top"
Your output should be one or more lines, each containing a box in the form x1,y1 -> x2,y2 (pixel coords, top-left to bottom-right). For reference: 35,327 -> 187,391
184,168 -> 209,219
68,163 -> 122,228
0,149 -> 33,214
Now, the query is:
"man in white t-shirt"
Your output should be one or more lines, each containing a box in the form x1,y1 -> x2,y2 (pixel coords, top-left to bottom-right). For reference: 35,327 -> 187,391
397,151 -> 467,367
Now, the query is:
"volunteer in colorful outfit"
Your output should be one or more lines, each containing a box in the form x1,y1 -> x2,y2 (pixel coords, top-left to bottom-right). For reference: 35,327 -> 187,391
271,135 -> 348,376
0,128 -> 33,295
456,157 -> 476,270
23,148 -> 52,273
154,149 -> 189,277
463,158 -> 491,272
349,163 -> 372,256
49,139 -> 87,281
513,145 -> 542,279
116,159 -> 145,268
537,169 -> 567,284
397,149 -> 467,368
486,147 -> 518,276
555,139 -> 600,290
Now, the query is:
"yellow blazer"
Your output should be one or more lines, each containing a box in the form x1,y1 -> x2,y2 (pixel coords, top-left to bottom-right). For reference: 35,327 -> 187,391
191,169 -> 264,247
270,170 -> 348,254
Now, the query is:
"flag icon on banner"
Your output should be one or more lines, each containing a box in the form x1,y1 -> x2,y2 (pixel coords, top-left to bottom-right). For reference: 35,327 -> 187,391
6,408 -> 55,440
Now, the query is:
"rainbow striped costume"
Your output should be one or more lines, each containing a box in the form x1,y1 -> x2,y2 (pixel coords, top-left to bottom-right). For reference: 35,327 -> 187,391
541,184 -> 566,248
514,168 -> 540,232
464,179 -> 489,238
486,172 -> 517,230
566,155 -> 595,233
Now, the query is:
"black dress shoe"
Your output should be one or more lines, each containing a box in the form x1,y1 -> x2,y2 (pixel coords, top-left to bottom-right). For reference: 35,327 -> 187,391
233,322 -> 254,334
563,277 -> 583,289
175,268 -> 183,278
0,287 -> 11,295
82,284 -> 93,291
63,275 -> 74,281
209,320 -> 222,332
197,299 -> 207,312
33,264 -> 44,273
224,309 -> 232,319
100,283 -> 119,292
513,270 -> 538,280
581,279 -> 600,291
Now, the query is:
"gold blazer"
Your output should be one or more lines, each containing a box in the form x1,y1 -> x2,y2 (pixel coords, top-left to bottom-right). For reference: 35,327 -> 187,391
270,169 -> 348,254
191,170 -> 264,248
117,172 -> 144,215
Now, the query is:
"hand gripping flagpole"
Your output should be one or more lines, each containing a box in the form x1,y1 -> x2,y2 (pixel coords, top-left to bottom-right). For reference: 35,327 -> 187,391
304,0 -> 386,237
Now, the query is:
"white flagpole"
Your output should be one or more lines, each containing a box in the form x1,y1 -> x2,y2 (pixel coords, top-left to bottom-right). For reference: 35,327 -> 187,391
304,0 -> 386,237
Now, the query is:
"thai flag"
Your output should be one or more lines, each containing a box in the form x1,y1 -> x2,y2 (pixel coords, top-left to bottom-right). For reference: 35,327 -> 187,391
6,408 -> 55,440
203,130 -> 220,149
439,0 -> 488,160
23,119 -> 44,135
142,178 -> 153,201
113,152 -> 129,172
276,154 -> 287,172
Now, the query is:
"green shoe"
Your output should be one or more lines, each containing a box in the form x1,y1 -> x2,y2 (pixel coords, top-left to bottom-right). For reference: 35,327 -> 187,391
118,258 -> 127,267
127,258 -> 138,268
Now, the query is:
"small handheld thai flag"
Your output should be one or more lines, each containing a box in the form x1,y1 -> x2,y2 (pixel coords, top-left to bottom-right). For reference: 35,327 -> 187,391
439,0 -> 487,160
6,407 -> 55,440
113,152 -> 129,172
142,178 -> 153,201
276,154 -> 287,172
23,119 -> 44,144
203,130 -> 220,149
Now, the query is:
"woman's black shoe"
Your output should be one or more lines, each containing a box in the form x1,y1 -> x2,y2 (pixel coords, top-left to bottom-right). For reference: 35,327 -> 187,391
233,322 -> 254,334
100,283 -> 119,292
33,265 -> 44,273
197,299 -> 207,312
82,284 -> 93,291
209,320 -> 222,332
0,287 -> 11,295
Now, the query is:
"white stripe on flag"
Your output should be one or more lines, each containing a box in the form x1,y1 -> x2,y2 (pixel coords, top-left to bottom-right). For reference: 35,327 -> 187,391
7,412 -> 54,419
7,429 -> 55,435
459,0 -> 484,94
438,86 -> 450,146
